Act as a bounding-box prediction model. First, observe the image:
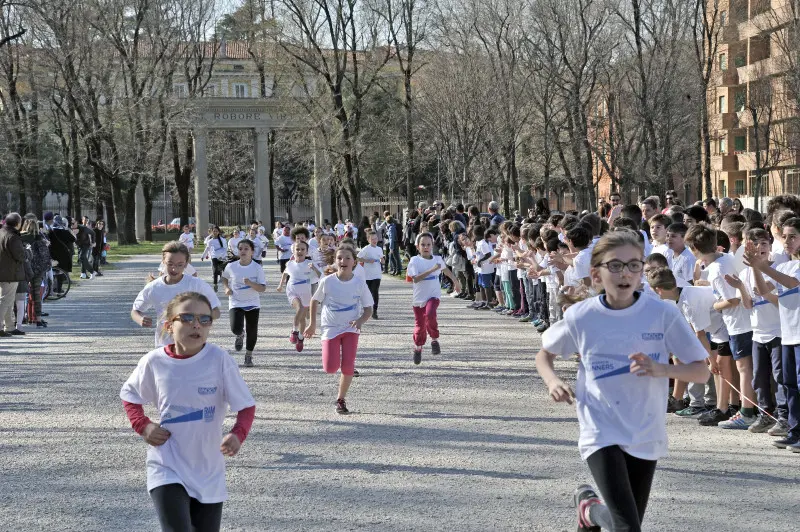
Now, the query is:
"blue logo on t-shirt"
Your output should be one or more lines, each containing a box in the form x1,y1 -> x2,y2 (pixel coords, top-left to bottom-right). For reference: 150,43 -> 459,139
641,333 -> 664,341
198,386 -> 217,395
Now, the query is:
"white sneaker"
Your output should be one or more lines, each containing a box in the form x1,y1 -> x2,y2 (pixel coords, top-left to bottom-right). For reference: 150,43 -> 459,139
88,273 -> 94,280
718,412 -> 757,429
80,273 -> 87,279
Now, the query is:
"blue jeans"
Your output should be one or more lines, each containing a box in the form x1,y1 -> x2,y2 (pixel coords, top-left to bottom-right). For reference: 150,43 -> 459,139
79,246 -> 93,275
752,337 -> 787,421
783,344 -> 800,438
388,243 -> 401,273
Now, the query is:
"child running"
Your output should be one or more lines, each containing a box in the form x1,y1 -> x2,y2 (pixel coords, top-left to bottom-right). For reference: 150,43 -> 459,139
357,230 -> 384,319
278,240 -> 321,352
221,239 -> 267,367
534,230 -> 710,532
407,232 -> 461,364
178,225 -> 194,254
201,226 -> 227,292
121,292 -> 256,532
132,241 -> 221,347
304,245 -> 373,414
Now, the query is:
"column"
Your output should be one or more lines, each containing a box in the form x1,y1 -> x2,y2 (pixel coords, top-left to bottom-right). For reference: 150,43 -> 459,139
193,128 -> 209,241
134,180 -> 147,241
254,128 -> 272,226
313,134 -> 332,225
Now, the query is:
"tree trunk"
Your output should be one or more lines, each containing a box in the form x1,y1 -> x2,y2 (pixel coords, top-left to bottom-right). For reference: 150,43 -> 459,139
404,69 -> 415,212
70,110 -> 81,219
268,131 -> 276,227
701,95 -> 713,198
103,177 -> 117,233
143,184 -> 153,242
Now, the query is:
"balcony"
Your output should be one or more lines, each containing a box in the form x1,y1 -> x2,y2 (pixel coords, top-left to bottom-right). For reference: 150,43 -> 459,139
711,154 -> 740,171
717,68 -> 740,87
721,112 -> 740,129
737,57 -> 776,83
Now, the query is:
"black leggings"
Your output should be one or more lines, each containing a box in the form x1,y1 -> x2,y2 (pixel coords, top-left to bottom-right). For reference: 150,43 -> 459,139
150,483 -> 222,532
365,279 -> 380,312
230,308 -> 260,351
211,259 -> 225,286
586,445 -> 657,532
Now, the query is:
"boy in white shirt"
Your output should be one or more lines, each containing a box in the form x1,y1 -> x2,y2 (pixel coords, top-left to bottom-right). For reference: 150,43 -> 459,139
357,231 -> 384,319
472,227 -> 498,310
274,226 -> 294,273
178,225 -> 194,252
665,223 -> 696,286
648,214 -> 671,256
686,223 -> 757,428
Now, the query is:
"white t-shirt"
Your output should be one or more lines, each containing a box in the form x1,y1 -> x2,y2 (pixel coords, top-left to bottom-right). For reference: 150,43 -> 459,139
272,227 -> 283,241
285,259 -> 315,306
120,343 -> 255,504
677,285 -> 716,334
274,235 -> 293,260
158,262 -> 197,276
651,243 -> 668,257
178,232 -> 194,250
542,294 -> 707,461
204,236 -> 227,260
222,260 -> 265,310
666,247 -> 696,286
731,246 -> 746,274
739,267 -> 781,343
407,255 -> 446,307
775,260 -> 800,345
335,223 -> 345,237
227,236 -> 243,257
477,240 -> 495,274
707,253 -> 752,335
133,275 -> 221,346
244,236 -> 264,259
358,245 -> 384,281
312,273 -> 374,340
572,248 -> 591,283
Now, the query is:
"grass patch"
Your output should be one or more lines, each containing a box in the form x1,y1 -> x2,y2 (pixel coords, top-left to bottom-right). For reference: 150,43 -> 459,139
106,241 -> 165,260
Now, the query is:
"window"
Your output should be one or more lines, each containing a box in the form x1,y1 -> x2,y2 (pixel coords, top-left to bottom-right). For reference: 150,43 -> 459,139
233,83 -> 248,98
720,10 -> 727,26
734,55 -> 746,67
720,181 -> 727,197
735,179 -> 746,195
719,95 -> 726,113
233,64 -> 245,71
735,91 -> 746,111
172,84 -> 187,98
734,135 -> 746,152
204,85 -> 217,97
719,138 -> 728,154
720,53 -> 728,71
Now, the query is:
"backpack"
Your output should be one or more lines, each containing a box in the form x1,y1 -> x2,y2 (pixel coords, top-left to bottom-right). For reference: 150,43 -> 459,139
29,238 -> 51,276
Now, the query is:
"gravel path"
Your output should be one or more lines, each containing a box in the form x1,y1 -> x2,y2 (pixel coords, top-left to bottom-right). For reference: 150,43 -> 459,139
0,255 -> 797,531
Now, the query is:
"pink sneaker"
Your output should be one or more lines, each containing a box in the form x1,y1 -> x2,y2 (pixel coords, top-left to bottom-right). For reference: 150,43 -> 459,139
290,331 -> 299,344
296,338 -> 304,352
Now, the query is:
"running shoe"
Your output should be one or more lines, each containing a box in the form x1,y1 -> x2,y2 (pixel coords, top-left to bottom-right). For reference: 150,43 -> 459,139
674,406 -> 708,418
718,412 -> 757,429
0,331 -> 12,337
372,312 -> 379,320
666,396 -> 686,413
727,404 -> 740,417
234,334 -> 244,352
532,319 -> 543,327
413,346 -> 422,365
213,283 -> 218,292
296,338 -> 304,352
336,398 -> 349,415
698,408 -> 730,426
536,322 -> 549,333
477,305 -> 492,311
95,272 -> 103,276
80,273 -> 86,279
768,420 -> 789,437
36,320 -> 47,328
573,484 -> 602,532
748,415 -> 776,433
9,329 -> 24,336
431,340 -> 441,355
243,354 -> 254,367
464,295 -> 475,301
519,315 -> 533,323
773,436 -> 800,449
789,441 -> 800,453
290,331 -> 299,345
353,369 -> 360,377
88,273 -> 94,280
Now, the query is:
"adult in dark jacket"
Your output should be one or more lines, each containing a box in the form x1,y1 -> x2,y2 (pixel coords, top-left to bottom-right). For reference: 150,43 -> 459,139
0,213 -> 26,336
74,219 -> 95,278
48,215 -> 77,294
93,219 -> 106,276
21,217 -> 51,327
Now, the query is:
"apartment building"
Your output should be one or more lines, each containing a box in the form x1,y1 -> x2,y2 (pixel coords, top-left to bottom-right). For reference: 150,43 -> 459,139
710,0 -> 800,201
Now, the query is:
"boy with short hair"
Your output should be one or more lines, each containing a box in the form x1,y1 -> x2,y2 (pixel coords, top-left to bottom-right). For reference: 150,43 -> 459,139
648,214 -> 671,256
721,220 -> 746,272
647,267 -> 719,417
686,223 -> 756,428
665,223 -> 696,286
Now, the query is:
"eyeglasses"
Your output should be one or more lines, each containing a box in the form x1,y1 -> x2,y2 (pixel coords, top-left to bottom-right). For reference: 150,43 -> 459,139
171,313 -> 213,326
666,196 -> 673,201
599,259 -> 645,273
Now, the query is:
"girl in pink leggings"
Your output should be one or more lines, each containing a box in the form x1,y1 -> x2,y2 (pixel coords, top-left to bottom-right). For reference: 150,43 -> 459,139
305,245 -> 374,414
406,233 -> 461,365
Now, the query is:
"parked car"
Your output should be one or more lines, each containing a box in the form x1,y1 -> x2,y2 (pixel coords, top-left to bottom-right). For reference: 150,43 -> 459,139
151,217 -> 196,231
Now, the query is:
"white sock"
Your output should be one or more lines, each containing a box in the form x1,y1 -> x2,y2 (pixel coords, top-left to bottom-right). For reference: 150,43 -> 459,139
15,300 -> 25,328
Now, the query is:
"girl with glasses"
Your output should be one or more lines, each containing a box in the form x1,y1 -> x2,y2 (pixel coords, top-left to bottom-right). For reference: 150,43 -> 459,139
535,230 -> 710,532
121,291 -> 255,532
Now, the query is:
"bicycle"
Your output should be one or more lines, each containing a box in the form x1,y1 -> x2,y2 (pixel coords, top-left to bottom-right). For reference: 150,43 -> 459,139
45,265 -> 71,301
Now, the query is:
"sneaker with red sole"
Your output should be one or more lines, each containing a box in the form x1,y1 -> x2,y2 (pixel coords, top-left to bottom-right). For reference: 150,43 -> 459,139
290,331 -> 299,344
573,484 -> 602,532
336,398 -> 349,414
296,338 -> 304,352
